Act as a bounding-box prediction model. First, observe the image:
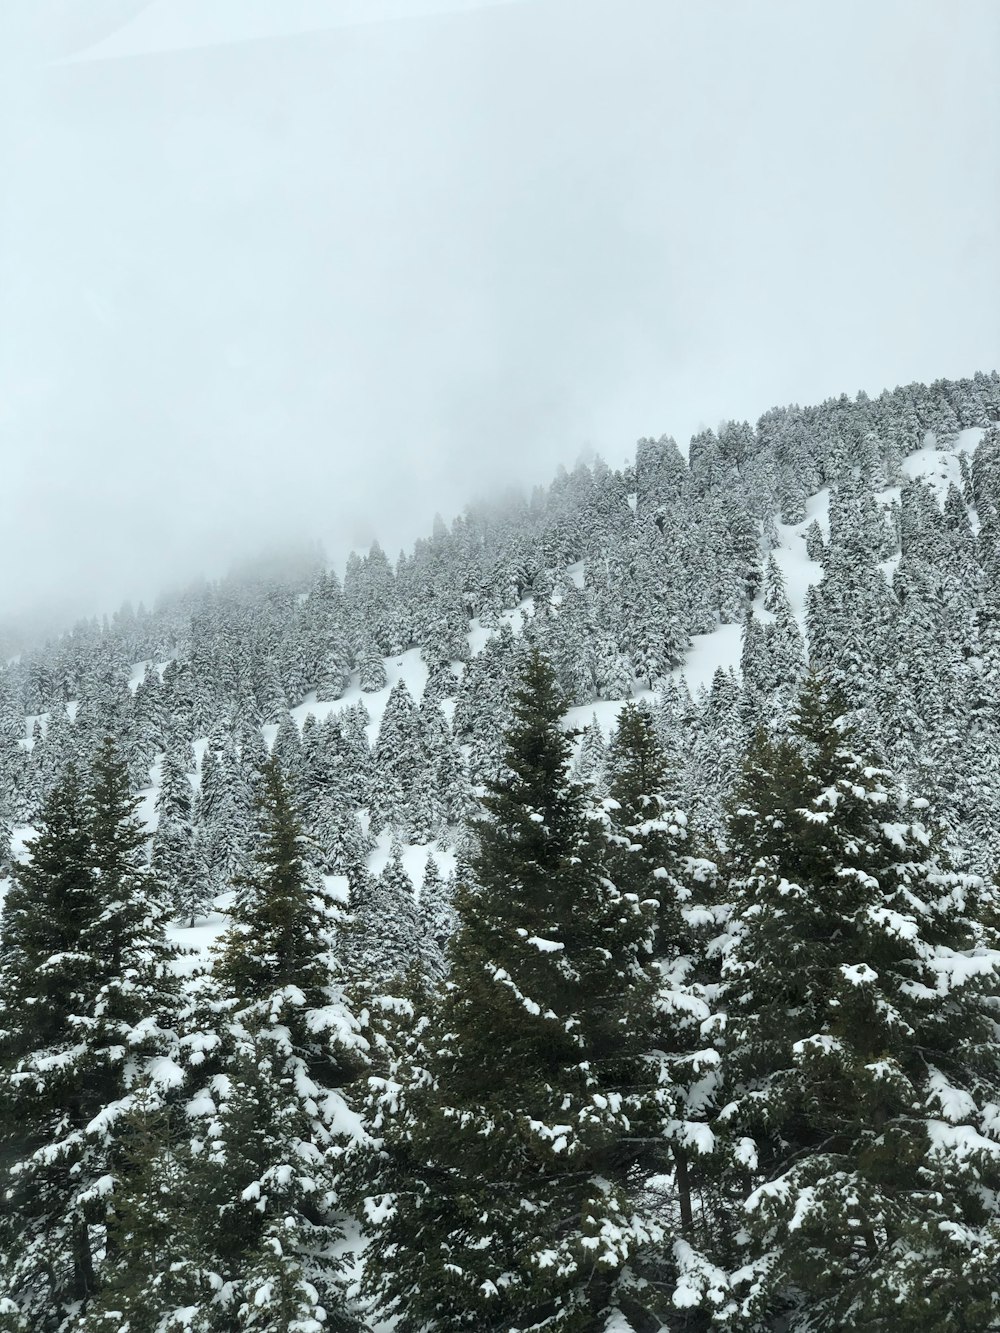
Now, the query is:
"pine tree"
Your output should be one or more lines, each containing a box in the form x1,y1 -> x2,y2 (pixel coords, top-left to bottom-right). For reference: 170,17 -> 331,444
74,1086 -> 201,1332
345,838 -> 421,988
572,713 -> 608,794
151,751 -> 213,927
371,680 -> 422,835
360,649 -> 663,1333
214,759 -> 337,1007
416,853 -> 456,981
357,637 -> 388,693
193,757 -> 366,1331
717,676 -> 1000,1332
0,744 -> 182,1329
602,703 -> 723,1269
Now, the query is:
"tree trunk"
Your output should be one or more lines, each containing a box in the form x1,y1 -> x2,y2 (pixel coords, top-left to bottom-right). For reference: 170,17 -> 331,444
674,1145 -> 694,1236
72,1215 -> 95,1305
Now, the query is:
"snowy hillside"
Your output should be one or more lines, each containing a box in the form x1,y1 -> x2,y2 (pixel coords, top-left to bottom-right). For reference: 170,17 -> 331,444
3,373 -> 1000,1331
0,388 -> 995,933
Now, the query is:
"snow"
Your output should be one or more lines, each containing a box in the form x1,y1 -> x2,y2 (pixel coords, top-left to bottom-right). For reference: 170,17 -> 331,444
787,1185 -> 816,1233
127,660 -> 152,693
0,409 -> 995,1329
674,622 -> 743,695
466,618 -> 491,658
290,647 -> 429,745
840,963 -> 878,986
365,828 -> 456,890
9,826 -> 37,864
166,913 -> 229,969
565,560 -> 586,590
667,478 -> 829,690
603,1311 -> 638,1333
734,1137 -> 758,1170
564,697 -> 630,741
522,935 -> 565,953
898,427 -> 983,504
147,1055 -> 187,1089
771,487 -> 830,630
926,1119 -> 1000,1164
22,713 -> 46,747
134,785 -> 159,835
322,873 -> 351,906
327,1094 -> 369,1145
925,1068 -> 979,1124
503,600 -> 533,635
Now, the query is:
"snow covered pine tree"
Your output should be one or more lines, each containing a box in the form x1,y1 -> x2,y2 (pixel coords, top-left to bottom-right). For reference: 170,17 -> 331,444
717,676 -> 1000,1333
360,648 -> 668,1333
0,741 -> 183,1330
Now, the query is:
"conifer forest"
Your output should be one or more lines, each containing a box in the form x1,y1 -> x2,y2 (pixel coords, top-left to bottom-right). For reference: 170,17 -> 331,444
4,373 -> 1000,1331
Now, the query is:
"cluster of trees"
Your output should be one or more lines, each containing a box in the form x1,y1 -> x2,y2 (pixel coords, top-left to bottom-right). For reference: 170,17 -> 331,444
355,653 -> 1000,1333
4,651 -> 1000,1331
3,375 -> 1000,891
0,743 -> 368,1331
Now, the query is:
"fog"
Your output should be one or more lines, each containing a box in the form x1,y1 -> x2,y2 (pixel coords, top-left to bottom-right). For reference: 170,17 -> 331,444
1,0 -> 997,630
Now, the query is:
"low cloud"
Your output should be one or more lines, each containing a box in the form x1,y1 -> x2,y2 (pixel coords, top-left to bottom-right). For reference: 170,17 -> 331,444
0,0 -> 997,626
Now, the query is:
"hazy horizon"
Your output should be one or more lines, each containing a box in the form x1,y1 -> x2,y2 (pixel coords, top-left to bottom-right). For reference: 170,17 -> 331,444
2,0 -> 997,631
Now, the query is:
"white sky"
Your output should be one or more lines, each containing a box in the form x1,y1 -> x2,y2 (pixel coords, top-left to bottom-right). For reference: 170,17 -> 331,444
1,0 -> 997,625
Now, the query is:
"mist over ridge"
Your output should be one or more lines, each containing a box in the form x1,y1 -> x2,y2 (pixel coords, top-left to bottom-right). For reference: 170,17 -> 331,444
1,0 -> 997,635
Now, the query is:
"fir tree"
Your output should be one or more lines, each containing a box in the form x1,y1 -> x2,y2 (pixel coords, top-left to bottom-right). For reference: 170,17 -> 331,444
214,759 -> 336,1007
572,713 -> 608,794
194,757 -> 366,1331
360,649 -> 663,1333
717,676 -> 1000,1332
0,744 -> 182,1329
416,853 -> 457,981
151,751 -> 212,927
74,1087 -> 201,1332
344,838 -> 421,988
603,703 -> 723,1267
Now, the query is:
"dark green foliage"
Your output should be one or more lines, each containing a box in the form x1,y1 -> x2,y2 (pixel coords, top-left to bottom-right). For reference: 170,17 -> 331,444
716,676 -> 1000,1332
0,743 -> 181,1330
602,703 -> 724,1286
194,756 -> 366,1331
214,757 -> 336,1009
0,371 -> 995,1330
361,649 -> 663,1333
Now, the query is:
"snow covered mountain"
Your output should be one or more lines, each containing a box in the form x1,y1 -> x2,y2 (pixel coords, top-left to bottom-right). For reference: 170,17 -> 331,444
3,372 -> 999,906
3,369 -> 1000,1331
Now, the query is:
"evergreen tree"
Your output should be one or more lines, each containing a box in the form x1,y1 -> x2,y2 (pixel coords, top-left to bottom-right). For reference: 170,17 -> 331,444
360,650 -> 662,1333
74,1087 -> 202,1332
717,677 -> 1000,1332
602,703 -> 723,1268
151,751 -> 213,927
371,681 -> 421,834
0,744 -> 182,1329
572,713 -> 608,794
214,759 -> 335,1007
345,838 -> 421,988
189,758 -> 366,1331
416,853 -> 456,981
357,638 -> 387,693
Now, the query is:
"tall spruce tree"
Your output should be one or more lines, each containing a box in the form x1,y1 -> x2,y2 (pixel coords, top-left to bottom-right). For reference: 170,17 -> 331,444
716,676 -> 1000,1332
0,743 -> 182,1330
602,703 -> 724,1305
185,757 -> 367,1332
360,649 -> 664,1333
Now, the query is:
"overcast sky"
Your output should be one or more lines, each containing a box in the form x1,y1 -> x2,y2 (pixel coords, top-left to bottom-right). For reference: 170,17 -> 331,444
1,0 -> 997,627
